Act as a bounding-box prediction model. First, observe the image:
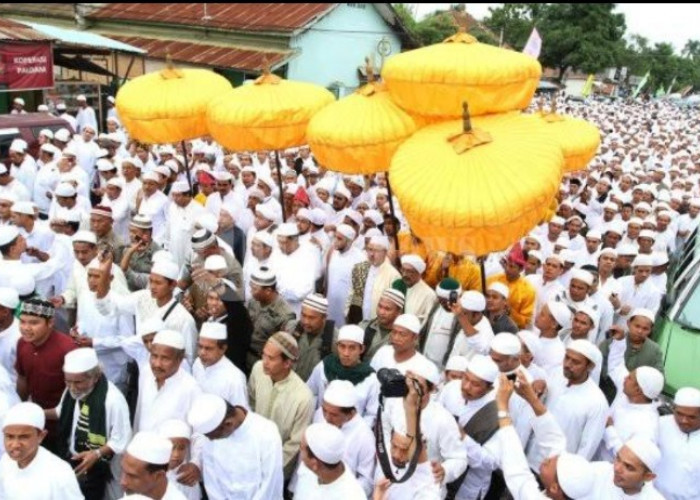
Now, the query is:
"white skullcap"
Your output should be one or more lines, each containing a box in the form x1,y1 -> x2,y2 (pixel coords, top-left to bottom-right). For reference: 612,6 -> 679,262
624,437 -> 661,472
638,229 -> 656,240
528,250 -> 543,264
305,423 -> 345,465
54,128 -> 70,142
138,317 -> 166,337
3,402 -> 45,430
674,387 -> 700,407
277,222 -> 299,237
0,190 -> 16,203
635,366 -> 664,400
204,254 -> 227,272
214,171 -> 233,182
126,431 -> 172,465
56,182 -> 78,198
554,236 -> 569,249
155,165 -> 171,178
491,333 -> 521,356
566,339 -> 600,365
337,325 -> 364,344
0,287 -> 19,310
107,177 -> 124,189
557,452 -> 595,498
598,247 -> 617,259
63,348 -> 99,373
460,291 -> 486,312
560,250 -> 577,264
295,208 -> 311,221
9,138 -> 27,153
364,228 -> 382,239
445,356 -> 469,372
364,209 -> 383,226
334,183 -> 351,200
13,97 -> 24,106
152,250 -> 175,264
651,251 -> 669,267
152,330 -> 185,350
151,260 -> 179,281
142,171 -> 160,183
632,254 -> 653,267
309,208 -> 327,226
187,394 -> 227,435
586,229 -> 602,240
171,181 -> 190,194
158,419 -> 192,440
547,300 -> 573,330
336,224 -> 356,241
467,355 -> 499,384
487,282 -> 509,299
393,313 -> 421,335
550,216 -> 565,226
96,159 -> 115,172
617,243 -> 638,256
72,231 -> 97,245
401,254 -> 426,274
200,322 -> 227,341
11,201 -> 35,216
570,269 -> 593,287
411,357 -> 441,386
344,209 -> 363,227
517,330 -> 541,358
76,94 -> 87,101
630,308 -> 655,324
323,380 -> 358,409
576,305 -> 598,325
369,235 -> 389,250
253,231 -> 275,248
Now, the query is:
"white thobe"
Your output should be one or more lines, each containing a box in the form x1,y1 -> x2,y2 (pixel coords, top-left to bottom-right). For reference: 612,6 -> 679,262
59,112 -> 78,130
271,247 -> 318,316
62,261 -> 128,308
20,224 -> 55,264
0,258 -> 63,298
162,481 -> 188,500
449,316 -> 494,361
205,190 -> 244,221
137,190 -> 169,245
96,290 -> 198,364
242,255 -> 272,304
528,375 -> 608,470
585,461 -> 665,499
404,281 -> 437,324
167,468 -> 200,500
297,465 -> 366,500
423,307 -> 456,369
438,381 -> 499,500
123,178 -> 142,212
76,105 -> 98,133
72,136 -> 100,177
677,213 -> 700,243
370,347 -> 438,376
33,162 -> 60,214
164,201 -> 206,268
326,246 -> 366,327
192,356 -> 248,408
0,319 -> 20,383
9,155 -> 37,195
100,193 -> 130,242
533,335 -> 566,377
0,447 -> 83,500
614,277 -> 661,326
381,461 -> 441,500
526,275 -> 565,318
654,415 -> 700,499
0,180 -> 30,202
306,360 -> 379,427
134,364 -> 202,432
201,411 -> 283,500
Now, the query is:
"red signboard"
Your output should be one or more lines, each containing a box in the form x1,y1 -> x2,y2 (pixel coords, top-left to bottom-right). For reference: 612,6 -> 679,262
0,43 -> 54,91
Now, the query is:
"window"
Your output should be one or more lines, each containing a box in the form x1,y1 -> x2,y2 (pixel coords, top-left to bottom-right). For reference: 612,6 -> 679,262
0,131 -> 21,162
677,276 -> 700,331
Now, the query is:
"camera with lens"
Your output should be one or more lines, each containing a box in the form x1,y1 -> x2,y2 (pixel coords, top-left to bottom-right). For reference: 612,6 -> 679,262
377,368 -> 408,398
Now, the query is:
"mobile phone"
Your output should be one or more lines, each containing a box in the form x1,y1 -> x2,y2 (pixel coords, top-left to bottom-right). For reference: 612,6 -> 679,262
449,290 -> 459,305
506,373 -> 517,382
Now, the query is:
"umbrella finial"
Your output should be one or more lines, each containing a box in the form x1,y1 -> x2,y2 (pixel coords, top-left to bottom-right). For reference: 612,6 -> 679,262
550,92 -> 557,114
448,101 -> 492,154
462,101 -> 472,133
537,96 -> 545,113
160,51 -> 183,79
365,56 -> 375,84
255,55 -> 282,85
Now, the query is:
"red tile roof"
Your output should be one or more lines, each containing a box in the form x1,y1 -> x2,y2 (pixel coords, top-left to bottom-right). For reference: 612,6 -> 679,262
110,35 -> 292,71
89,3 -> 336,33
0,17 -> 54,41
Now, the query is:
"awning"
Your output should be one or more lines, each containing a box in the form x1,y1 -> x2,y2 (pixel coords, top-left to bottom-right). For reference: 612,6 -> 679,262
53,53 -> 116,77
109,35 -> 293,72
17,20 -> 144,54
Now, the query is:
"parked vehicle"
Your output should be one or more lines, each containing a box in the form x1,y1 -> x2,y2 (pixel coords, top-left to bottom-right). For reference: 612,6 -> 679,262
0,113 -> 73,164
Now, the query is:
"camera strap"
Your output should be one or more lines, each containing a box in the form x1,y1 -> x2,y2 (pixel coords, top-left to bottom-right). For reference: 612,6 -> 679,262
374,394 -> 423,484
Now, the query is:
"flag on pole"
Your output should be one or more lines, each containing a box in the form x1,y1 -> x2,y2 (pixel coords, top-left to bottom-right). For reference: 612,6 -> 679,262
581,74 -> 595,97
522,28 -> 542,59
666,76 -> 677,95
631,71 -> 650,99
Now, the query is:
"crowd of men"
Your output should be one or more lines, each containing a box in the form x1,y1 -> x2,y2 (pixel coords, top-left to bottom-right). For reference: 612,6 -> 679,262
0,92 -> 698,500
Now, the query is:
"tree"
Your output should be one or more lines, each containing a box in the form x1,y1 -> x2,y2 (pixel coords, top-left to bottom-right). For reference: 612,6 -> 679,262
483,3 -> 627,80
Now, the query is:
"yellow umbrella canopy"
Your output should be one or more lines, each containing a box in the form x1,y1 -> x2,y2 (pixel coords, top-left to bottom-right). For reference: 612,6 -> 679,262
116,61 -> 232,144
382,29 -> 541,120
306,72 -> 416,174
389,106 -> 564,256
531,98 -> 600,172
206,68 -> 335,151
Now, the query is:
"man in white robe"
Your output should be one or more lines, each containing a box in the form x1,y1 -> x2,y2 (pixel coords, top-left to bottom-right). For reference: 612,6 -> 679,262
271,223 -> 318,316
135,172 -> 169,246
0,288 -> 21,383
163,182 -> 206,269
325,224 -> 365,327
187,393 -> 283,500
396,254 -> 437,325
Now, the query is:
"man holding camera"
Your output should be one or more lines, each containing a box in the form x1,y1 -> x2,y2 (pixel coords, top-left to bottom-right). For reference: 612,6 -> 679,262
420,277 -> 463,370
371,313 -> 434,376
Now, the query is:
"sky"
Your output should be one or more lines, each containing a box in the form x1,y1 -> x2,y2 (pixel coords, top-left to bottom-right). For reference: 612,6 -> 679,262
413,3 -> 700,54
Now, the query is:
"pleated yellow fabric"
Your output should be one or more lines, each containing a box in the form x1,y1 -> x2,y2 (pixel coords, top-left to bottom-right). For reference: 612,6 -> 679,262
389,113 -> 563,256
116,66 -> 232,144
306,82 -> 416,174
531,112 -> 601,172
382,31 -> 541,120
207,72 -> 335,151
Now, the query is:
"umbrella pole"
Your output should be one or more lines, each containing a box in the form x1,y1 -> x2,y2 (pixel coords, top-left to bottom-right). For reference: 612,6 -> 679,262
385,172 -> 400,254
479,256 -> 486,295
181,140 -> 194,196
275,150 -> 287,222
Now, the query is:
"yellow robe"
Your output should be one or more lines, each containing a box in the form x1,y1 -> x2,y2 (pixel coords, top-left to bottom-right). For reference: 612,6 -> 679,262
486,274 -> 536,329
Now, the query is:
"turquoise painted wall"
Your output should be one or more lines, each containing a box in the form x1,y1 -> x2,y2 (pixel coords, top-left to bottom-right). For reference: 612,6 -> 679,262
287,3 -> 402,96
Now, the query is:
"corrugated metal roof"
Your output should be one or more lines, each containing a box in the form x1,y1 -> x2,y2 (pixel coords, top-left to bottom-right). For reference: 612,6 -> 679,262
0,17 -> 54,41
20,20 -> 145,54
110,35 -> 292,71
88,3 -> 336,33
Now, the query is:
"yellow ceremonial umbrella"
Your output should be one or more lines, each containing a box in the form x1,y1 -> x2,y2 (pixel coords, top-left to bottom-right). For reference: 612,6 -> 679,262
389,104 -> 564,259
206,64 -> 335,220
531,96 -> 601,172
382,29 -> 541,122
306,60 -> 416,174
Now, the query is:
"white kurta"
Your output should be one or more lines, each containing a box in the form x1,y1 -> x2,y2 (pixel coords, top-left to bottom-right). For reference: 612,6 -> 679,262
9,155 -> 37,195
0,179 -> 30,202
326,246 -> 366,327
100,193 -> 130,242
192,356 -> 248,408
449,316 -> 494,361
33,162 -> 60,214
134,364 -> 201,432
654,415 -> 700,500
201,411 -> 284,500
0,319 -> 20,383
526,274 -> 565,318
614,277 -> 662,326
423,307 -> 456,369
404,280 -> 437,324
533,335 -> 566,377
370,346 -> 438,377
271,246 -> 318,316
297,465 -> 366,500
0,447 -> 84,500
585,461 -> 665,499
164,200 -> 207,268
137,190 -> 169,245
76,105 -> 98,133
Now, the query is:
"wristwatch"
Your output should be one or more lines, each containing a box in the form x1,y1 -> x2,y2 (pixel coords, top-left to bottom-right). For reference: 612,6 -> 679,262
497,410 -> 510,419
